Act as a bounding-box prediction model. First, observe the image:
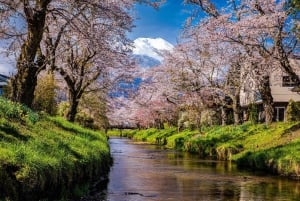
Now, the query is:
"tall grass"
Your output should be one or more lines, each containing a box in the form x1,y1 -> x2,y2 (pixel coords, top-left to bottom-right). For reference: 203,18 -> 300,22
0,97 -> 111,201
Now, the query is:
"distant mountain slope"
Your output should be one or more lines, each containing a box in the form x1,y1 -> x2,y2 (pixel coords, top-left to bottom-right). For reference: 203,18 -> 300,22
132,37 -> 173,67
132,54 -> 161,68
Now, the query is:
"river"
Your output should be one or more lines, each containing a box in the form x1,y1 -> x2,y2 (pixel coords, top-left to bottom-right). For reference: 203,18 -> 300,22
84,137 -> 300,201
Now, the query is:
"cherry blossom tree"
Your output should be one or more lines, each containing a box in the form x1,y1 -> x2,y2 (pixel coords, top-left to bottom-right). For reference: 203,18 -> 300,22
184,0 -> 300,124
161,37 -> 246,126
125,65 -> 179,128
0,0 -> 51,106
0,0 -> 163,108
42,0 -> 134,122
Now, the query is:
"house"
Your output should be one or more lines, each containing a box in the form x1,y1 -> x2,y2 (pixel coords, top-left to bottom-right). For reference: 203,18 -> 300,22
240,58 -> 300,122
0,73 -> 9,96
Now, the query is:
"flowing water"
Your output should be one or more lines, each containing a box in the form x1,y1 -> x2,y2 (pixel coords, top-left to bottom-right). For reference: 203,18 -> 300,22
86,137 -> 300,201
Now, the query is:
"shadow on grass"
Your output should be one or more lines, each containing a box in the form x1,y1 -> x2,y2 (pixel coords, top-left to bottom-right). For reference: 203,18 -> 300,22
50,118 -> 104,142
57,141 -> 83,160
0,124 -> 29,141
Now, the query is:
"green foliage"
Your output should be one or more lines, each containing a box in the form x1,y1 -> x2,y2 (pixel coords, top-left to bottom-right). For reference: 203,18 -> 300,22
107,129 -> 137,138
226,110 -> 234,125
200,109 -> 221,126
57,92 -> 109,130
236,139 -> 300,178
248,103 -> 258,124
130,121 -> 300,178
0,98 -> 111,200
75,111 -> 95,129
78,92 -> 109,130
57,101 -> 69,117
286,99 -> 300,122
0,97 -> 39,124
33,72 -> 58,115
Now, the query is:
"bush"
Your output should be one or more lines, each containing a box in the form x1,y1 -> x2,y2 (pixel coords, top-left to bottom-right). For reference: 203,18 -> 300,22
57,101 -> 69,117
201,109 -> 221,126
286,99 -> 300,122
75,112 -> 95,129
248,103 -> 258,124
0,97 -> 39,124
33,72 -> 58,115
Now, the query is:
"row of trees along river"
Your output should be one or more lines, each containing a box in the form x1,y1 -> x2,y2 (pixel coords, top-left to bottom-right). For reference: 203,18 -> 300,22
0,1 -> 299,129
0,1 -> 300,200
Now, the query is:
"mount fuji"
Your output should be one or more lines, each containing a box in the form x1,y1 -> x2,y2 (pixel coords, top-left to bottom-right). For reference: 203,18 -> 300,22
132,37 -> 173,68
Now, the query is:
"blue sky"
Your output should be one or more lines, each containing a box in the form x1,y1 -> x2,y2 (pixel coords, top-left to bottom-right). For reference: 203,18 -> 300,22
129,1 -> 226,45
128,0 -> 193,45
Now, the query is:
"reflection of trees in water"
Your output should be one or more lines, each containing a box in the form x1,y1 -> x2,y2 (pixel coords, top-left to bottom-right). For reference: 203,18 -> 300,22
240,180 -> 300,201
91,138 -> 300,201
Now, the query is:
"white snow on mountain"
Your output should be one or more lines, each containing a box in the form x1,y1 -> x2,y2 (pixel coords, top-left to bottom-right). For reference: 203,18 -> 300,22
132,37 -> 174,63
132,54 -> 161,68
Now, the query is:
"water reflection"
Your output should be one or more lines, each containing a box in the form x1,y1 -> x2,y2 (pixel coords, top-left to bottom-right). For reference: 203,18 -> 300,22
87,137 -> 300,201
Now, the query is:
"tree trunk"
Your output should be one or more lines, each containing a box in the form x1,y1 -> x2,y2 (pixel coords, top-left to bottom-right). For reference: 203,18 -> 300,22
12,66 -> 38,107
232,94 -> 241,125
259,76 -> 274,124
221,106 -> 227,126
196,111 -> 202,132
67,93 -> 80,122
12,2 -> 49,107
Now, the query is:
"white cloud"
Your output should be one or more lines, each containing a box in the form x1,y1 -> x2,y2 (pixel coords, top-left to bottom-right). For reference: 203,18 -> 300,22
132,37 -> 173,62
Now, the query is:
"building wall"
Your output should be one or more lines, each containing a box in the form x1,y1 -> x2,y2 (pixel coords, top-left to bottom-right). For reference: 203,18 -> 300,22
240,59 -> 300,121
240,76 -> 259,107
241,58 -> 300,106
270,59 -> 300,102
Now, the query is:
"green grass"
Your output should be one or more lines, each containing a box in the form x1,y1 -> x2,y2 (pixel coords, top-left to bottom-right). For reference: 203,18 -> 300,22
0,97 -> 111,201
123,121 -> 300,179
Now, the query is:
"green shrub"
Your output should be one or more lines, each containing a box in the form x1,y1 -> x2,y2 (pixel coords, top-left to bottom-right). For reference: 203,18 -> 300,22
33,72 -> 58,115
286,99 -> 300,122
248,103 -> 258,124
201,109 -> 221,126
0,97 -> 39,124
57,101 -> 69,117
75,112 -> 95,129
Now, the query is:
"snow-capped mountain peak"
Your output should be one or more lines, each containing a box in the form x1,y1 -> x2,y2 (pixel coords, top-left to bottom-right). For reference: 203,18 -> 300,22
132,37 -> 173,64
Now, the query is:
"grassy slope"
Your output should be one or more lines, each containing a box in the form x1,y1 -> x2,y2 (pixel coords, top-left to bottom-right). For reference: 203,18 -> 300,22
112,122 -> 300,179
0,98 -> 111,201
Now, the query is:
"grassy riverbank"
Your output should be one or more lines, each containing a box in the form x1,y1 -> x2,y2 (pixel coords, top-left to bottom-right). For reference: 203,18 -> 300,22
110,122 -> 300,179
0,97 -> 112,201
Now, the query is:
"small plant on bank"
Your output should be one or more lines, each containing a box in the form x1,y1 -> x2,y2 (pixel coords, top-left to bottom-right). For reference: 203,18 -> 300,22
0,97 -> 39,124
286,99 -> 300,122
248,103 -> 259,124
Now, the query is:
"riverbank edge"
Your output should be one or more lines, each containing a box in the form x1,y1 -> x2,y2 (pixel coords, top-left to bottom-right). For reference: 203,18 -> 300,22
0,118 -> 112,201
109,122 -> 300,180
0,98 -> 112,201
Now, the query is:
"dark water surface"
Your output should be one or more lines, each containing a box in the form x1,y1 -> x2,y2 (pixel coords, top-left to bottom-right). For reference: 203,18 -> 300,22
88,137 -> 300,201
